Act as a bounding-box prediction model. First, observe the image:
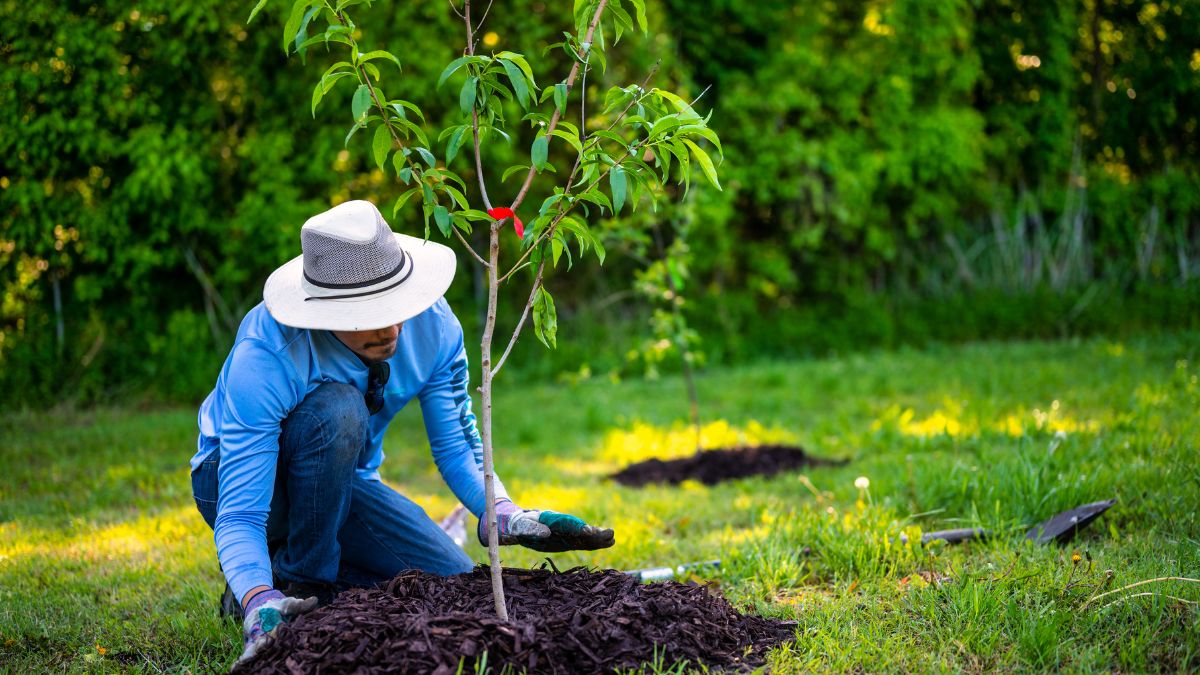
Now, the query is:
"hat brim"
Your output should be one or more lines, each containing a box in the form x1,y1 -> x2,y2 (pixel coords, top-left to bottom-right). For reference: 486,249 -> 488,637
263,233 -> 457,331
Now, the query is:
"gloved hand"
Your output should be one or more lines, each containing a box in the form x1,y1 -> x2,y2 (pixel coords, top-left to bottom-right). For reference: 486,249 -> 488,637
235,589 -> 318,665
479,499 -> 615,552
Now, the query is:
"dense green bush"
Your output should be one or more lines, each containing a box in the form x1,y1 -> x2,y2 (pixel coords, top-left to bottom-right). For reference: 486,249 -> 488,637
1,0 -> 1197,408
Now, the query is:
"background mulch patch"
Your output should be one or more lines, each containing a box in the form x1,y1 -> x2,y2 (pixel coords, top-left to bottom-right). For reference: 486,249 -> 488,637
610,444 -> 845,487
235,566 -> 795,674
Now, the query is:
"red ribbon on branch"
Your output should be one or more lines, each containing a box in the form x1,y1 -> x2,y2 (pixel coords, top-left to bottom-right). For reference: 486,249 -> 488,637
487,207 -> 524,238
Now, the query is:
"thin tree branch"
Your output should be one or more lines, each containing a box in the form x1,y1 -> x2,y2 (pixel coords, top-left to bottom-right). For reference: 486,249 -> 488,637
453,227 -> 490,267
580,58 -> 588,140
491,259 -> 545,377
508,0 -> 609,213
495,64 -> 659,284
474,0 -> 495,33
495,143 -> 636,286
491,141 -> 633,375
463,0 -> 495,213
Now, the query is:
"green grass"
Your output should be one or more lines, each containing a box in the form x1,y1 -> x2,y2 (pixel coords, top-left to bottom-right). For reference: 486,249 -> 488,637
2,333 -> 1199,671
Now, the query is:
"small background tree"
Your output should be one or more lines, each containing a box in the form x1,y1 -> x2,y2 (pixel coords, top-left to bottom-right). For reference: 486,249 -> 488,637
255,0 -> 722,619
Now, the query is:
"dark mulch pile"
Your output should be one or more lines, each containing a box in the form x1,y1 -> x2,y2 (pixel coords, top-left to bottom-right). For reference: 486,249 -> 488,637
235,565 -> 795,674
610,444 -> 845,487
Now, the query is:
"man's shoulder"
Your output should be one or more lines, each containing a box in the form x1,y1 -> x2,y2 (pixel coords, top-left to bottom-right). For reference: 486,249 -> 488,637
409,297 -> 458,332
234,303 -> 309,357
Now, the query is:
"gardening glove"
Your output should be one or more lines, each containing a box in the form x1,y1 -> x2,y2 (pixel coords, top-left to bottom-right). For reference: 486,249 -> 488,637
479,499 -> 616,553
235,589 -> 318,666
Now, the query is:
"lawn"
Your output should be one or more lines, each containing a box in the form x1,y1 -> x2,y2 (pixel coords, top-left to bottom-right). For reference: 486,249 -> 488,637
2,334 -> 1199,672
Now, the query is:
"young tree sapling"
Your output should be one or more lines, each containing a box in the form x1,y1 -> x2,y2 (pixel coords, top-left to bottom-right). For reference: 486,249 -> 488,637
253,0 -> 723,620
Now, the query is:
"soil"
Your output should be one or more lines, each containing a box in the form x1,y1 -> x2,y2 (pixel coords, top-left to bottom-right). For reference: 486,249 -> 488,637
235,565 -> 795,674
609,444 -> 845,487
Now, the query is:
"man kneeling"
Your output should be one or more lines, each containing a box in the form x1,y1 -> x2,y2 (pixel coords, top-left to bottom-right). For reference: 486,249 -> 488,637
189,200 -> 613,663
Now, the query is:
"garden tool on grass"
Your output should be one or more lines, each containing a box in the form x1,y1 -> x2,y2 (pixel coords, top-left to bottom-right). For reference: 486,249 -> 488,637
899,528 -> 989,545
1024,498 -> 1116,545
626,559 -> 722,582
898,498 -> 1116,547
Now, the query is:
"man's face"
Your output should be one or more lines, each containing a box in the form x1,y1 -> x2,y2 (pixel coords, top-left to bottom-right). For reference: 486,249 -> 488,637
333,323 -> 402,363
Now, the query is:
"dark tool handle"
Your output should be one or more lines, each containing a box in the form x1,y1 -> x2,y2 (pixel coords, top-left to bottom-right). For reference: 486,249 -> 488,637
921,528 -> 988,544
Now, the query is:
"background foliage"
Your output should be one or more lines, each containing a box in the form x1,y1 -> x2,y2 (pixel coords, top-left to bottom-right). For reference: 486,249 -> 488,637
2,0 -> 1198,408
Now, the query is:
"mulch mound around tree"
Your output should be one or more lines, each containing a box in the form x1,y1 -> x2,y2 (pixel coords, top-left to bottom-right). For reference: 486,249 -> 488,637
609,444 -> 846,487
234,565 -> 795,674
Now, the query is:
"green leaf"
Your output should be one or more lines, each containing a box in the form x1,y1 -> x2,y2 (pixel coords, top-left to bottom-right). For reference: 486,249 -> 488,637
446,126 -> 467,165
247,0 -> 269,24
457,209 -> 494,222
550,129 -> 583,155
390,99 -> 426,122
392,187 -> 420,218
459,76 -> 478,117
551,237 -> 565,267
678,124 -> 723,156
434,168 -> 468,192
609,165 -> 627,212
444,185 -> 469,210
372,124 -> 391,171
502,165 -> 530,182
421,182 -> 435,205
532,286 -> 558,349
359,50 -> 402,72
293,6 -> 319,62
393,116 -> 430,147
351,84 -> 372,122
416,146 -> 437,167
592,236 -> 606,264
590,129 -> 629,148
648,116 -> 681,140
495,51 -> 537,88
576,188 -> 612,213
553,82 -> 568,115
608,0 -> 634,43
627,0 -> 648,33
450,213 -> 473,235
361,61 -> 381,82
499,58 -> 530,109
295,32 -> 338,53
653,88 -> 701,121
393,154 -> 412,183
281,0 -> 309,54
682,138 -> 721,190
531,135 -> 549,172
437,56 -> 474,89
433,205 -> 451,236
344,120 -> 364,147
311,71 -> 353,117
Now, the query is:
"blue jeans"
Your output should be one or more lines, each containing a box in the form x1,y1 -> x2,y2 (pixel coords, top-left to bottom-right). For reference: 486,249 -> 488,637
192,382 -> 473,591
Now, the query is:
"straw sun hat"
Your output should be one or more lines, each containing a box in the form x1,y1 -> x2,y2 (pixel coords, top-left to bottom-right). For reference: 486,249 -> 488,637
263,200 -> 456,331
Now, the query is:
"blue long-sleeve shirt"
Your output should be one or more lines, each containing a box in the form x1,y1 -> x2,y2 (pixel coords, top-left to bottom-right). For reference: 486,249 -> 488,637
192,298 -> 506,601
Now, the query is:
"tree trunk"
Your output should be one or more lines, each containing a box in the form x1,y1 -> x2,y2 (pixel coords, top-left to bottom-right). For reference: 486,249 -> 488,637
479,221 -> 508,621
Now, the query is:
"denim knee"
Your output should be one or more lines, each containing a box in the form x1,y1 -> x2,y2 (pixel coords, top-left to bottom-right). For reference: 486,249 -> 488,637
281,382 -> 369,467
